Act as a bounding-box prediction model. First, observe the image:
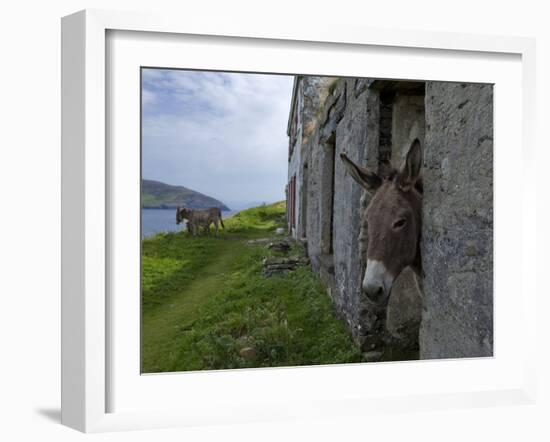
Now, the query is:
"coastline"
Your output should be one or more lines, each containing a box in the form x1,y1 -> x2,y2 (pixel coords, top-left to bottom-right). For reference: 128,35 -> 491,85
141,207 -> 242,238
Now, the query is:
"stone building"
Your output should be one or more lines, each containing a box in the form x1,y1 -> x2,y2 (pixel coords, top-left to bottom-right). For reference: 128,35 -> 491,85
286,75 -> 493,360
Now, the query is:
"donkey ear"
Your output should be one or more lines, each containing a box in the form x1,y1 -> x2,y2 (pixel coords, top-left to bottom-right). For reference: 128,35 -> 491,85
340,153 -> 382,192
396,139 -> 423,191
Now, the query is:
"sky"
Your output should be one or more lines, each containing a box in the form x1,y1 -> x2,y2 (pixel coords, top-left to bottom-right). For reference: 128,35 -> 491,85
141,68 -> 295,209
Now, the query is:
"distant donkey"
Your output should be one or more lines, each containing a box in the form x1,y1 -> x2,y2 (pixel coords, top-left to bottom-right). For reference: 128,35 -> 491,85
176,206 -> 225,236
340,139 -> 423,305
185,221 -> 192,234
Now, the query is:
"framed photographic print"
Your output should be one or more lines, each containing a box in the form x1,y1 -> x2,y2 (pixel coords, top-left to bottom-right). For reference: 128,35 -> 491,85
61,9 -> 537,433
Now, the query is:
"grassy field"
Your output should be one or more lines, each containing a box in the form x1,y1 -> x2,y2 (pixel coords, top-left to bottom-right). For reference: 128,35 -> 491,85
141,201 -> 362,373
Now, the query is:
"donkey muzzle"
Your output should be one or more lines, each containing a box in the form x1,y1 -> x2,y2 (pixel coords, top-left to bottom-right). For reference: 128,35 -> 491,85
362,259 -> 393,304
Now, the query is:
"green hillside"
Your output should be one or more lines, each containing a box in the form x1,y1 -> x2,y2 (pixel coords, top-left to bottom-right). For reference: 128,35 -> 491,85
142,179 -> 230,210
141,201 -> 362,373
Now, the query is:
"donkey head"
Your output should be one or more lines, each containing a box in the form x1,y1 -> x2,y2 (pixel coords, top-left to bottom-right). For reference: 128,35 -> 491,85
340,139 -> 423,305
175,206 -> 188,225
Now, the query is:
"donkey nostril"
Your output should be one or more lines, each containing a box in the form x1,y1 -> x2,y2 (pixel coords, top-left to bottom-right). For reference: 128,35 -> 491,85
364,284 -> 385,303
373,287 -> 384,301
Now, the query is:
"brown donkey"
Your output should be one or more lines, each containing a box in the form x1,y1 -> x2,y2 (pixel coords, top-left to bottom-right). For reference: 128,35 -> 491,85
340,139 -> 423,305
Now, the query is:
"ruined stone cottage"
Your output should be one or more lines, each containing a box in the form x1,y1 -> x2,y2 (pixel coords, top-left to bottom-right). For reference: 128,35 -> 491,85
286,76 -> 493,360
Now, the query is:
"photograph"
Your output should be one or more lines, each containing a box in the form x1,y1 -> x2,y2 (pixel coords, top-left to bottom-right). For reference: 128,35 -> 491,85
140,68 -> 493,373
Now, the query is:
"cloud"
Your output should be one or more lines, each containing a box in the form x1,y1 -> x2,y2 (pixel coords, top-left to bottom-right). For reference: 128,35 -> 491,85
141,69 -> 294,206
141,89 -> 157,106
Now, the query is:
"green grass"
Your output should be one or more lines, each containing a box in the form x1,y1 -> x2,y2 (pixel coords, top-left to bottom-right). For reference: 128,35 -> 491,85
141,201 -> 362,373
141,193 -> 161,207
223,201 -> 287,233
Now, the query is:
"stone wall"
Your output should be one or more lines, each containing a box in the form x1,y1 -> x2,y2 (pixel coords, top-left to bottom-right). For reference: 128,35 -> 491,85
287,126 -> 303,237
298,78 -> 424,356
332,79 -> 368,334
297,78 -> 367,334
287,76 -> 493,361
420,82 -> 494,359
288,76 -> 333,240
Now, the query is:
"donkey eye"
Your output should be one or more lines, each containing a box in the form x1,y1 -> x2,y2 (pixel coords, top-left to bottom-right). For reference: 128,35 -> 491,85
393,219 -> 406,229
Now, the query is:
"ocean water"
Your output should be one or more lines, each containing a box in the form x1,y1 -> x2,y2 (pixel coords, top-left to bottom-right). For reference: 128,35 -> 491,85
141,208 -> 239,238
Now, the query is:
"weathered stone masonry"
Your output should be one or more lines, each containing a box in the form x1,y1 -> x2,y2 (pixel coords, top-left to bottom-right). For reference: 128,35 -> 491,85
420,82 -> 493,359
287,76 -> 493,360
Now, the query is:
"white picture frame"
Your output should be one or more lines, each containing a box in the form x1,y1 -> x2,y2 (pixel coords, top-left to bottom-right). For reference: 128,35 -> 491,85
61,9 -> 537,433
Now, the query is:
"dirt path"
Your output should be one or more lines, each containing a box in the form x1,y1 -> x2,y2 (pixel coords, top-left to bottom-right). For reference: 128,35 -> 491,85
141,238 -> 246,372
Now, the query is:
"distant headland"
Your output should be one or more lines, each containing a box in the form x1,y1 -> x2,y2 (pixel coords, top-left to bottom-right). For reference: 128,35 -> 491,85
141,179 -> 230,211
